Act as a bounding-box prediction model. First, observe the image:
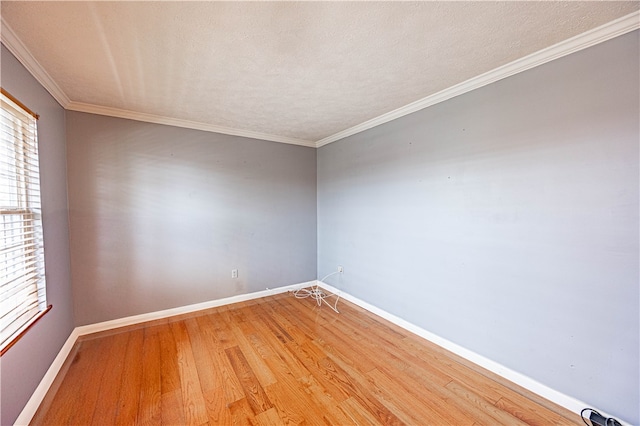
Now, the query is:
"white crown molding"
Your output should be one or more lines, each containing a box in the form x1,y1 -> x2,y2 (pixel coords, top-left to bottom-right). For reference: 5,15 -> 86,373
1,16 -> 315,148
2,10 -> 637,149
315,10 -> 640,148
66,101 -> 317,148
0,17 -> 70,108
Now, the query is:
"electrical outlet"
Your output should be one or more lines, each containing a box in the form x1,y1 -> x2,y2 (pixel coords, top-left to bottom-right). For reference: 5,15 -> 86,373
338,265 -> 343,273
231,269 -> 238,279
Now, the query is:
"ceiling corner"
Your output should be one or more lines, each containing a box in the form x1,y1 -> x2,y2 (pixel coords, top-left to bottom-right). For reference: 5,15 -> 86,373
1,17 -> 71,108
315,10 -> 640,149
66,101 -> 317,148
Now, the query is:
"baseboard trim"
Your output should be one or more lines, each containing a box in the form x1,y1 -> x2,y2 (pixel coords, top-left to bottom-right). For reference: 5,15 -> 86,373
16,280 -> 623,425
13,281 -> 311,426
13,328 -> 79,426
75,282 -> 312,337
314,281 -> 625,424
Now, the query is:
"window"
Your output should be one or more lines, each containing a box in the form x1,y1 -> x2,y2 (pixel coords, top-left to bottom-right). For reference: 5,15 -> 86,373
0,88 -> 50,355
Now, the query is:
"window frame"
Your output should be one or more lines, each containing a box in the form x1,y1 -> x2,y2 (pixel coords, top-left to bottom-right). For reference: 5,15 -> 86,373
0,87 -> 51,356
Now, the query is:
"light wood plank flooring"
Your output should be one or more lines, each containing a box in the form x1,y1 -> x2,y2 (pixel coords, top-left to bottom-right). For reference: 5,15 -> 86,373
32,291 -> 580,425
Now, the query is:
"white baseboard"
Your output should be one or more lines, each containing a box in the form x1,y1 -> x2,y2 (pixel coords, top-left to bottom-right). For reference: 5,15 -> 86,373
75,282 -> 312,337
314,281 -> 626,424
13,328 -> 80,426
13,281 -> 311,426
15,279 -> 624,425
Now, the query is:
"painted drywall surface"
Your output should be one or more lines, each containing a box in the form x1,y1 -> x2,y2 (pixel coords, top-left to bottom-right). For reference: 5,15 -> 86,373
66,112 -> 317,325
318,31 -> 639,423
0,45 -> 75,425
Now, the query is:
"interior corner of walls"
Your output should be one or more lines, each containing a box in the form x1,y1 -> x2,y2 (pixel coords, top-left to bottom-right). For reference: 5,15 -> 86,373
66,101 -> 316,148
13,280 -> 315,424
311,13 -> 640,148
0,18 -> 70,108
74,281 -> 315,337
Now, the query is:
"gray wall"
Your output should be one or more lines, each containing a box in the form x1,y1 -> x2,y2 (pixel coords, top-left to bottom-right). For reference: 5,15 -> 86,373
0,46 -> 75,425
2,24 -> 637,426
66,112 -> 317,326
317,31 -> 639,423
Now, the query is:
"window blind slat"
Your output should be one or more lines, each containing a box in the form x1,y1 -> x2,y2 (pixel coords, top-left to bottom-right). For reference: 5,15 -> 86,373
0,145 -> 40,161
0,162 -> 40,174
1,226 -> 37,239
0,148 -> 39,165
0,210 -> 35,216
0,98 -> 36,122
2,212 -> 40,221
0,177 -> 41,189
0,244 -> 42,264
0,258 -> 40,282
0,284 -> 39,309
1,256 -> 40,276
0,267 -> 38,294
0,241 -> 40,258
0,297 -> 39,324
0,306 -> 40,347
0,108 -> 36,124
0,290 -> 38,318
0,125 -> 37,143
0,281 -> 38,312
0,120 -> 37,138
1,304 -> 40,332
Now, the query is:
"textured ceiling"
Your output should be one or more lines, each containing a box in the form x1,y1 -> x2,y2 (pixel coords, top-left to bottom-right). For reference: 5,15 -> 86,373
1,2 -> 638,146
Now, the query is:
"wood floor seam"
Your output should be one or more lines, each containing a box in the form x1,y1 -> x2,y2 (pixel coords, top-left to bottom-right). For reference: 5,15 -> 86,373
30,291 -> 581,425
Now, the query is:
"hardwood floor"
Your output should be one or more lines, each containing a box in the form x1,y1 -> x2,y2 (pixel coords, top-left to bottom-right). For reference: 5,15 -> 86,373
32,291 -> 580,425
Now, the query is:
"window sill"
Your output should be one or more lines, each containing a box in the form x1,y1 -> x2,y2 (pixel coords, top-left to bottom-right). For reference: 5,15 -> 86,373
1,305 -> 53,356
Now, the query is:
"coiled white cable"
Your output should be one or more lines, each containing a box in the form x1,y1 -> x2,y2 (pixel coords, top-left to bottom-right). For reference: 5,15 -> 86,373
293,270 -> 341,313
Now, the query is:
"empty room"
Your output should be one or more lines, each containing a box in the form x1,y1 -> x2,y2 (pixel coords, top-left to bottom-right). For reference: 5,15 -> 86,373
1,2 -> 638,425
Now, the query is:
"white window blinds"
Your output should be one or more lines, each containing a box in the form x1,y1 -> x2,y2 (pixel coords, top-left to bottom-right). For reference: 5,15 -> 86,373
0,89 -> 48,354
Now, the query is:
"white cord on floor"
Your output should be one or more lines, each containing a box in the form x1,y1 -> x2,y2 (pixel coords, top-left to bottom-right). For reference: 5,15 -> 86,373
293,271 -> 341,313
